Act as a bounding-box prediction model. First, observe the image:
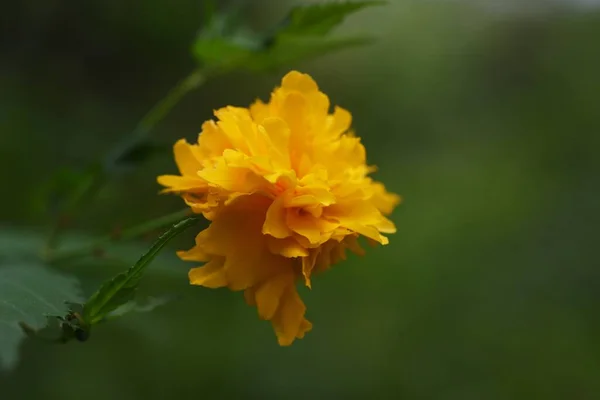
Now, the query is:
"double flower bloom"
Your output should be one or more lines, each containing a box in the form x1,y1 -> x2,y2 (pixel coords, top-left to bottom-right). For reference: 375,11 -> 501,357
158,71 -> 400,345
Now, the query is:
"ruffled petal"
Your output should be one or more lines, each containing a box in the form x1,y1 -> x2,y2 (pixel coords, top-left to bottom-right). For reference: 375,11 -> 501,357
161,71 -> 402,346
246,272 -> 312,346
272,282 -> 311,346
157,175 -> 206,193
266,236 -> 309,258
263,194 -> 293,239
281,70 -> 319,93
370,181 -> 403,215
173,139 -> 203,176
188,257 -> 227,288
255,274 -> 289,320
181,195 -> 292,291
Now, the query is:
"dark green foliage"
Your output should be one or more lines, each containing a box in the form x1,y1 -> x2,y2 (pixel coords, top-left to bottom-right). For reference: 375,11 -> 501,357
0,261 -> 83,369
192,1 -> 383,71
0,217 -> 196,371
82,217 -> 198,326
279,1 -> 385,36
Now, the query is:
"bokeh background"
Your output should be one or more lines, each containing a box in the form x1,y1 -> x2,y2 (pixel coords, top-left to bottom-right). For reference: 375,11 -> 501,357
1,0 -> 599,398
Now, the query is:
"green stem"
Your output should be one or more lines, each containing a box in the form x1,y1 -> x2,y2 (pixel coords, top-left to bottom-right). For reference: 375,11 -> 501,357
83,216 -> 200,326
105,68 -> 207,166
45,208 -> 193,264
45,68 -> 208,250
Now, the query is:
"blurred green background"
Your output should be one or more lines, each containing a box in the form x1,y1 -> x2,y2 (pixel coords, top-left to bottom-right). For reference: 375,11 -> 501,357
1,0 -> 599,398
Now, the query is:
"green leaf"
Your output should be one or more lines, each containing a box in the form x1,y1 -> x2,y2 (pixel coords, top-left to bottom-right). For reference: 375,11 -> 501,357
191,1 -> 383,71
247,36 -> 374,71
0,225 -> 196,281
193,37 -> 257,69
279,1 -> 385,37
192,3 -> 262,69
82,217 -> 198,326
0,224 -> 195,369
0,262 -> 83,370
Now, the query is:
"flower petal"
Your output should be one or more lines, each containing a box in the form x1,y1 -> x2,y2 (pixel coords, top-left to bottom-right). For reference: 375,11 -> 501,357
266,236 -> 309,258
301,250 -> 319,288
281,71 -> 319,93
188,257 -> 228,288
272,282 -> 311,346
370,181 -> 402,215
157,175 -> 206,193
180,195 -> 292,291
263,194 -> 293,239
173,139 -> 203,176
255,274 -> 289,320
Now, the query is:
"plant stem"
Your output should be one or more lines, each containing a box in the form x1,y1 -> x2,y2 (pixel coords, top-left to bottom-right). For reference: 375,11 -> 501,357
105,68 -> 207,166
45,208 -> 193,264
45,68 -> 208,250
83,216 -> 200,326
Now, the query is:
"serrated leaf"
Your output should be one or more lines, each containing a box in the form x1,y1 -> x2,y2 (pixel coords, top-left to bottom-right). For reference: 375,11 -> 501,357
248,36 -> 374,71
192,1 -> 382,71
0,262 -> 83,370
82,217 -> 198,326
192,2 -> 262,69
280,1 -> 384,36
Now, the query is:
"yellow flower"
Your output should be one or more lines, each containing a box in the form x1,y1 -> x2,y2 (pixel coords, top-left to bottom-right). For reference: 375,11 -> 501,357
158,71 -> 401,345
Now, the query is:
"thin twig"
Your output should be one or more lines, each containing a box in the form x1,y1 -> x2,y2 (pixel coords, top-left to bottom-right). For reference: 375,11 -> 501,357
45,68 -> 208,251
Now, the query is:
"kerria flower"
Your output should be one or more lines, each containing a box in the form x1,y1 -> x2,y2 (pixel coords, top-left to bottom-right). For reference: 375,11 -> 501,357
158,71 -> 401,345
